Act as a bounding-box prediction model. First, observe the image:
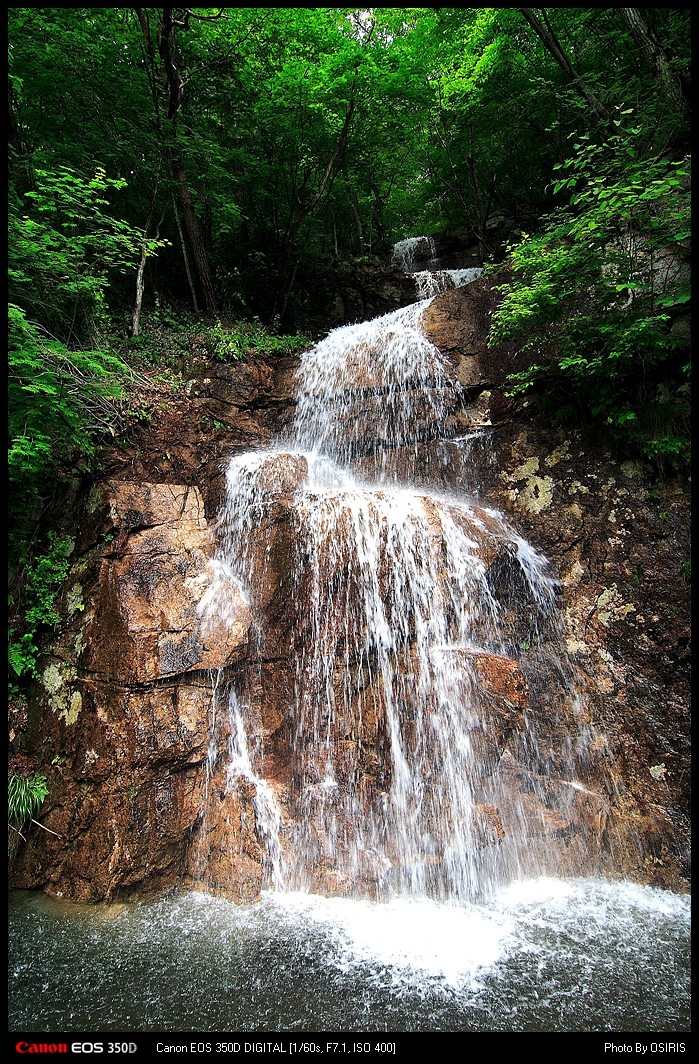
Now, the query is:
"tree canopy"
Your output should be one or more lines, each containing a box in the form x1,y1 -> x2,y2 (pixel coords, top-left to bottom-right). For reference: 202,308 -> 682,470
10,7 -> 689,315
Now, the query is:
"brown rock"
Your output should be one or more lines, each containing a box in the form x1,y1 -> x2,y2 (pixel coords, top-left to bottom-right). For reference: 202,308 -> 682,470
82,482 -> 252,682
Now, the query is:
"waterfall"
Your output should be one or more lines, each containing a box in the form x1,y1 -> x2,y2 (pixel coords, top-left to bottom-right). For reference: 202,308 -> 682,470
412,267 -> 484,299
199,242 -> 593,903
392,234 -> 483,298
8,240 -> 689,1035
292,299 -> 461,476
391,235 -> 436,271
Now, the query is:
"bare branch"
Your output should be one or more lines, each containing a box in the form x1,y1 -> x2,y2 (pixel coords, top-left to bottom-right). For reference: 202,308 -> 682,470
30,818 -> 63,838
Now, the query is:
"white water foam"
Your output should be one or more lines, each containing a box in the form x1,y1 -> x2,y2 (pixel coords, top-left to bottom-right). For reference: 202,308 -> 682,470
9,879 -> 690,1030
265,891 -> 513,990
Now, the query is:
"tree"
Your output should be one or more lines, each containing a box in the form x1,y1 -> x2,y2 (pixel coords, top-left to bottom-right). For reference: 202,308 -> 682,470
518,8 -> 611,124
7,6 -> 690,343
619,7 -> 689,109
489,118 -> 690,469
134,7 -> 218,316
8,164 -> 164,530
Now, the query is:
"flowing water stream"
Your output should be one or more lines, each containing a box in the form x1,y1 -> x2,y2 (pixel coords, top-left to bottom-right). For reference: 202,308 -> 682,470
8,241 -> 690,1036
199,246 -> 587,901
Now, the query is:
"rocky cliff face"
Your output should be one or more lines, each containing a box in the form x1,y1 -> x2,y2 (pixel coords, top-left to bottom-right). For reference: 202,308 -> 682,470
10,276 -> 690,901
422,282 -> 691,891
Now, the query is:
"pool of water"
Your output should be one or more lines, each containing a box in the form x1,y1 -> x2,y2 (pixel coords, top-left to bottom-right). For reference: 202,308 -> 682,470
8,877 -> 690,1034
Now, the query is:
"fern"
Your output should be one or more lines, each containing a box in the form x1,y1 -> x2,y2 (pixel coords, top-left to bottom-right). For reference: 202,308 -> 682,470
8,630 -> 39,680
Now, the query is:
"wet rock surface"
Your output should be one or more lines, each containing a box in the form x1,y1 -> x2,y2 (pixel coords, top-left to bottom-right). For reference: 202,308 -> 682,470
422,287 -> 690,893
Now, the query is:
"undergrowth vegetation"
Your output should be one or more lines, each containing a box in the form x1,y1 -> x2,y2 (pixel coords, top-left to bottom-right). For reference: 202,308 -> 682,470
8,770 -> 49,856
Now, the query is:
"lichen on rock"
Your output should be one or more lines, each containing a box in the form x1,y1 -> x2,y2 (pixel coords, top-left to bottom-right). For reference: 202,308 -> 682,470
596,583 -> 637,628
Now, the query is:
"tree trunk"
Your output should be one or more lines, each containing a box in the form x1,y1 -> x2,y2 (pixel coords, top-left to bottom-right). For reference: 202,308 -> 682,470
619,8 -> 687,107
154,6 -> 218,316
131,250 -> 147,337
131,199 -> 167,337
172,191 -> 199,314
175,160 -> 218,315
370,182 -> 387,253
519,8 -> 611,124
466,155 -> 497,259
349,189 -> 364,256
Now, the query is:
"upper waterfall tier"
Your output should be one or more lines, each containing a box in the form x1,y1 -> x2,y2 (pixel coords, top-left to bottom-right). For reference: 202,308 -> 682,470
291,299 -> 462,471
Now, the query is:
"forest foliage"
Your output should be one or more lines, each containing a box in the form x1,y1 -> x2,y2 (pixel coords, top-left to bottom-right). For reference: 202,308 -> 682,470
7,7 -> 692,708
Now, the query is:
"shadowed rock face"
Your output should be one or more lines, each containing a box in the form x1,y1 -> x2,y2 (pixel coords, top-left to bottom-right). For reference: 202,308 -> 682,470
10,274 -> 690,902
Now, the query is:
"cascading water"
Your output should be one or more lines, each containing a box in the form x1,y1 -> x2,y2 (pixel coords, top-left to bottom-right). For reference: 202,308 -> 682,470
412,266 -> 484,299
199,246 -> 593,902
8,239 -> 690,1034
391,234 -> 483,299
391,235 -> 436,272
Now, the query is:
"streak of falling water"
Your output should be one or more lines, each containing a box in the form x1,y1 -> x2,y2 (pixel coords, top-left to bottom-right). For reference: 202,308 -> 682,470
412,267 -> 483,299
226,688 -> 285,891
287,486 -> 500,898
391,235 -> 436,271
200,245 -> 590,902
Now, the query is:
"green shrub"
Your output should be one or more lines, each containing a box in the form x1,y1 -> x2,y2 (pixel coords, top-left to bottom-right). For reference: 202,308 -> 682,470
209,318 -> 309,362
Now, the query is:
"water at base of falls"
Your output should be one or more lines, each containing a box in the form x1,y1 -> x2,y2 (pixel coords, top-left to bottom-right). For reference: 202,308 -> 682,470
8,880 -> 690,1032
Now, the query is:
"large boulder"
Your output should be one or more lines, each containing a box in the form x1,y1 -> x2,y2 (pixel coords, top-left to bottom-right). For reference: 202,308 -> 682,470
10,482 -> 257,902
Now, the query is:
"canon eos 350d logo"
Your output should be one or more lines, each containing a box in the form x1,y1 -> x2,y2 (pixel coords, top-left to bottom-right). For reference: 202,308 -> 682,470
15,1044 -> 138,1056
